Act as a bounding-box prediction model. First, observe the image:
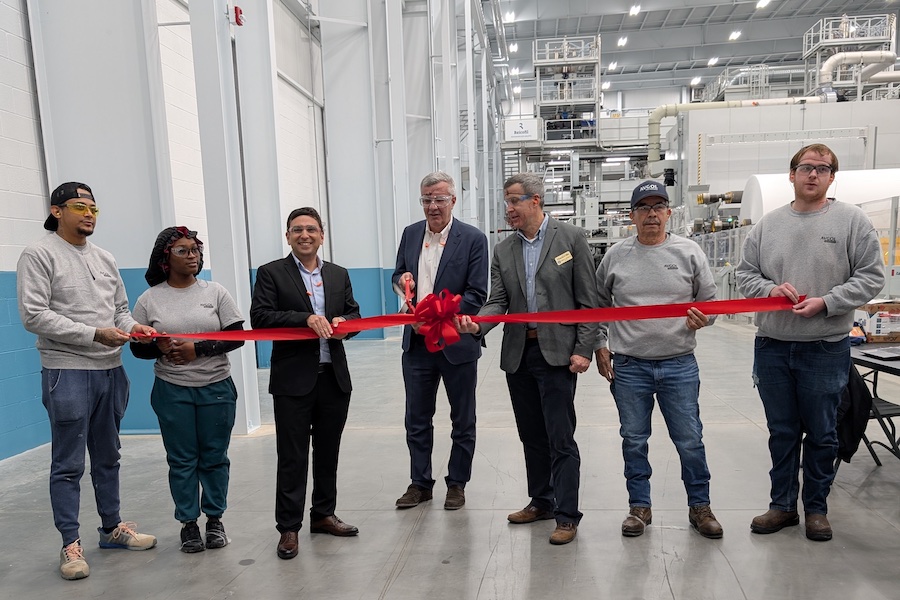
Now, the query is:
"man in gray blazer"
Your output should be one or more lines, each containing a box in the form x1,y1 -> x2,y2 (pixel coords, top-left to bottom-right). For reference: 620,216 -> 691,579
457,173 -> 598,545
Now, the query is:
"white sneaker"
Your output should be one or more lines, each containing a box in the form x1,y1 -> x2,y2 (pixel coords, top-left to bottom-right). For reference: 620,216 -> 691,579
98,521 -> 157,550
60,539 -> 89,580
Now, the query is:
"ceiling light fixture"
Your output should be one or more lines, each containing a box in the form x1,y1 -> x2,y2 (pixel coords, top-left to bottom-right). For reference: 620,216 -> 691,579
510,67 -> 520,76
504,11 -> 515,22
729,31 -> 741,41
618,36 -> 628,47
601,81 -> 611,90
629,5 -> 640,16
513,85 -> 521,94
608,61 -> 618,70
755,0 -> 770,8
707,57 -> 719,66
605,157 -> 631,163
509,42 -> 518,53
691,76 -> 702,86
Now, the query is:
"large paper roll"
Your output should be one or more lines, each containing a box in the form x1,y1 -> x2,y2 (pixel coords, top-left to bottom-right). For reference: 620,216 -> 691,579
739,168 -> 900,225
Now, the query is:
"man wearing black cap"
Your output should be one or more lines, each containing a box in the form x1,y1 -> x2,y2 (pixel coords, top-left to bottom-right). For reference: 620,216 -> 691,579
16,182 -> 158,580
594,180 -> 723,540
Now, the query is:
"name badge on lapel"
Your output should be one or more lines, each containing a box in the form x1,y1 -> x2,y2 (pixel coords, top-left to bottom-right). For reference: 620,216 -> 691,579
555,251 -> 573,266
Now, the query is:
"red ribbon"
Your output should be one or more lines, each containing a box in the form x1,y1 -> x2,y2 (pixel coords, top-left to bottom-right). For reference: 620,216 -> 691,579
414,289 -> 462,351
133,292 -> 801,352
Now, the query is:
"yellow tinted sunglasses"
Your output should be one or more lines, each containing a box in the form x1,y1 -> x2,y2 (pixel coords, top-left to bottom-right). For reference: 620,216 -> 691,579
61,202 -> 100,217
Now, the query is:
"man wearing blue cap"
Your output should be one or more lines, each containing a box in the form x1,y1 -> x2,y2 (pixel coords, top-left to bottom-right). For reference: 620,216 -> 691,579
595,180 -> 723,539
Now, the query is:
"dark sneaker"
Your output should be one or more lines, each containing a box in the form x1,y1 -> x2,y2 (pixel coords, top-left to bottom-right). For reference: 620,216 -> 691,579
689,505 -> 723,539
750,509 -> 800,534
444,485 -> 465,510
622,506 -> 652,537
805,513 -> 833,542
395,484 -> 433,508
59,539 -> 89,580
180,521 -> 205,553
206,519 -> 228,549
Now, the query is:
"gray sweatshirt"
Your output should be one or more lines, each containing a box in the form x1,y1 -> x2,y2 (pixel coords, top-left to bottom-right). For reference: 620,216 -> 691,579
133,280 -> 243,387
17,232 -> 138,369
736,199 -> 885,342
596,233 -> 717,360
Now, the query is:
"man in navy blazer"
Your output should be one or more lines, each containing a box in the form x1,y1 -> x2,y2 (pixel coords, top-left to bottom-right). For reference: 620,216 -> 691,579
392,171 -> 488,511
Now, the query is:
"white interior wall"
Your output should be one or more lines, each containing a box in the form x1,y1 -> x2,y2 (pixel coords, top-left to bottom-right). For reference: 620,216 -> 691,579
620,87 -> 681,111
156,0 -> 208,246
273,1 -> 326,251
0,0 -> 46,271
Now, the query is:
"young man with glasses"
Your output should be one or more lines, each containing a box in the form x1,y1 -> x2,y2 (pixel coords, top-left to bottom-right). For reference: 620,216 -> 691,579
250,207 -> 361,560
737,144 -> 884,541
595,180 -> 723,540
17,182 -> 158,580
457,173 -> 598,545
392,171 -> 488,511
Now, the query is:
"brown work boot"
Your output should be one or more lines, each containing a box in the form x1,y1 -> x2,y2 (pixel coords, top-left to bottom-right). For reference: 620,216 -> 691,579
508,505 -> 555,524
549,522 -> 577,545
750,509 -> 800,534
621,506 -> 652,537
689,505 -> 723,539
805,513 -> 833,542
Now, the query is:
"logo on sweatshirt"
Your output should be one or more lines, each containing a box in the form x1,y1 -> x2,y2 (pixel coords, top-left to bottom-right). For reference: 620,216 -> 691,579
821,236 -> 836,244
200,303 -> 214,308
664,264 -> 678,270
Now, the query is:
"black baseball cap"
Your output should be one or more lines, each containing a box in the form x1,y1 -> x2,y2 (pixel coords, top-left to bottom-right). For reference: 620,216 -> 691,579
44,182 -> 94,231
630,180 -> 669,208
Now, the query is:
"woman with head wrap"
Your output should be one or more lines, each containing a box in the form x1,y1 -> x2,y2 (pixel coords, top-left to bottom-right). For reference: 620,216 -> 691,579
130,227 -> 245,553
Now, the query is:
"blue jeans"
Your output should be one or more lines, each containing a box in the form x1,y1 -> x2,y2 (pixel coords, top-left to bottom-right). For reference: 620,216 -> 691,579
611,353 -> 711,508
752,337 -> 850,515
42,367 -> 130,546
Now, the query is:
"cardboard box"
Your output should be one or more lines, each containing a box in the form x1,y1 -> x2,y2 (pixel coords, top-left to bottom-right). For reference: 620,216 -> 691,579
859,303 -> 900,342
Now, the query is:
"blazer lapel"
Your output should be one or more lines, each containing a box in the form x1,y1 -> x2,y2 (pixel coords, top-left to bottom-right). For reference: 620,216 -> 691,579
537,218 -> 559,270
512,234 -> 528,300
283,255 -> 314,312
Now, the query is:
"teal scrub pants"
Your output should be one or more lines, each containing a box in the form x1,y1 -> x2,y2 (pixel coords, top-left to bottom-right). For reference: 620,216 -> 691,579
151,377 -> 237,523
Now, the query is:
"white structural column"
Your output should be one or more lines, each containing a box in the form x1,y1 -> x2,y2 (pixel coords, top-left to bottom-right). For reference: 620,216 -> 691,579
234,0 -> 284,267
318,1 -> 390,323
383,0 -> 411,247
433,0 -> 460,180
188,1 -> 260,434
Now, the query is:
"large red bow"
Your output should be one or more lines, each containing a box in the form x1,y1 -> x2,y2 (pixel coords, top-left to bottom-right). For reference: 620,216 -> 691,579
414,289 -> 462,352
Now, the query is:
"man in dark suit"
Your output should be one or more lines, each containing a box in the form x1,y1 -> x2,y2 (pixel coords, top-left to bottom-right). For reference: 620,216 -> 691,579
392,171 -> 488,511
250,207 -> 360,560
458,173 -> 598,545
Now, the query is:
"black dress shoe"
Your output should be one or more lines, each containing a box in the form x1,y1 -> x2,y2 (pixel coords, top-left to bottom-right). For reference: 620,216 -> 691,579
277,531 -> 299,559
309,515 -> 359,537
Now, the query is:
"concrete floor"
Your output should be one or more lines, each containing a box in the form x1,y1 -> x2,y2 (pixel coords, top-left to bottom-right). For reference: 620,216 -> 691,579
1,321 -> 899,599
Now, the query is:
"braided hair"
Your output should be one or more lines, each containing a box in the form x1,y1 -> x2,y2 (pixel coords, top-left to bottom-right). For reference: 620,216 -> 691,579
145,226 -> 204,286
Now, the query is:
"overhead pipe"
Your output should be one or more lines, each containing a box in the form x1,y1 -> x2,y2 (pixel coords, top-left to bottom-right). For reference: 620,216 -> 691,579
868,70 -> 900,83
819,50 -> 897,87
647,97 -> 824,172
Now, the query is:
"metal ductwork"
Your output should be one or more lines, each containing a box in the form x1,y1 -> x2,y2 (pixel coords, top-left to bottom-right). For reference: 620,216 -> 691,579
646,97 -> 825,172
819,51 -> 897,88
